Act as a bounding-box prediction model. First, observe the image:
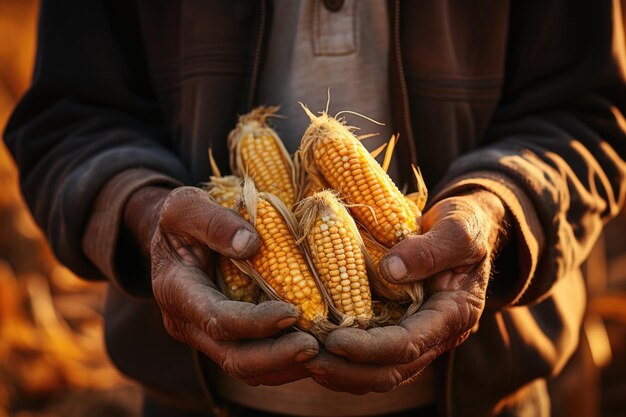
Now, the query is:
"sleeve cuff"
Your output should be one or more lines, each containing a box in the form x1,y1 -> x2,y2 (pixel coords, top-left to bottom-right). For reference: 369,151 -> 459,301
82,168 -> 182,296
431,171 -> 546,306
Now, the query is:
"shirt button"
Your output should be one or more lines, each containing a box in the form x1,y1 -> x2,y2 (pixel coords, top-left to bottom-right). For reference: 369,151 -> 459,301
323,0 -> 344,12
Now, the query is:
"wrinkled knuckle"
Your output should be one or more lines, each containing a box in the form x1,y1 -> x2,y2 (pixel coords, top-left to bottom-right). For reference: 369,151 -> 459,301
404,342 -> 420,363
415,244 -> 436,274
204,209 -> 231,240
202,317 -> 224,340
456,292 -> 484,331
220,351 -> 248,380
376,369 -> 404,392
466,295 -> 484,326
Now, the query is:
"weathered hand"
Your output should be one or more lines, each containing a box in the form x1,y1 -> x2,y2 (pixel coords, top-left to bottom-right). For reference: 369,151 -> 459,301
130,186 -> 319,386
305,189 -> 508,394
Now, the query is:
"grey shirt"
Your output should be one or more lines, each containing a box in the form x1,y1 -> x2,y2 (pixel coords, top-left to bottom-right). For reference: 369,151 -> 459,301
258,0 -> 399,180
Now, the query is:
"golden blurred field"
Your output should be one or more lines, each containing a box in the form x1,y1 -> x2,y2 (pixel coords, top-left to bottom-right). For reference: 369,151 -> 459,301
1,2 -> 626,417
0,1 -> 140,416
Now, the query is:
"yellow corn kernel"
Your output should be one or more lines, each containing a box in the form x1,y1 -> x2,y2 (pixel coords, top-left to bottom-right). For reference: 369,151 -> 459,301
204,175 -> 259,302
228,107 -> 297,207
296,191 -> 372,324
204,175 -> 242,209
299,104 -> 418,247
236,180 -> 327,331
218,255 -> 259,303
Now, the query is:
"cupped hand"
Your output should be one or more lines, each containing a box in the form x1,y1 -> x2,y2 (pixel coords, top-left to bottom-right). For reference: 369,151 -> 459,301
136,186 -> 319,386
305,189 -> 508,394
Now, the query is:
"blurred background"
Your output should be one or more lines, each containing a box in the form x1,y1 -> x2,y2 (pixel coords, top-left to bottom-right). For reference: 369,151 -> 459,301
0,1 -> 141,416
0,1 -> 625,417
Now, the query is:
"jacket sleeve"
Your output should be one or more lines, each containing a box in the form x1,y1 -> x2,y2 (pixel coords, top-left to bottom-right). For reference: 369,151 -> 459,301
3,0 -> 190,282
434,1 -> 626,306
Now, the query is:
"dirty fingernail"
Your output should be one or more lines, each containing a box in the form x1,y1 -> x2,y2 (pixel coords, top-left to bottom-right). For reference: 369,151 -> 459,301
295,349 -> 319,363
232,228 -> 253,253
384,256 -> 407,281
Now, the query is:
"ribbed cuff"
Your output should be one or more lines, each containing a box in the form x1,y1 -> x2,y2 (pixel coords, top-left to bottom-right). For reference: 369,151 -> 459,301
82,168 -> 182,296
431,171 -> 545,306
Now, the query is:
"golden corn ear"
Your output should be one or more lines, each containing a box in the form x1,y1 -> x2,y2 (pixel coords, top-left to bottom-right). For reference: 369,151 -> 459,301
236,180 -> 327,331
361,232 -> 408,302
299,104 -> 418,247
218,256 -> 259,303
296,191 -> 372,324
228,107 -> 297,207
204,175 -> 259,303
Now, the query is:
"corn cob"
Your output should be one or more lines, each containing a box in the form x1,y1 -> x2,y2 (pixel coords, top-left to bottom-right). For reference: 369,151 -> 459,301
295,142 -> 388,201
299,104 -> 420,247
203,174 -> 260,303
217,256 -> 259,303
228,107 -> 297,207
360,230 -> 408,302
204,175 -> 243,209
295,191 -> 373,326
234,178 -> 328,332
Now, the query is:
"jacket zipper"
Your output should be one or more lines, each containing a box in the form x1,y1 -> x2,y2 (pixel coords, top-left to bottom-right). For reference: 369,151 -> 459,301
393,0 -> 418,170
247,0 -> 268,109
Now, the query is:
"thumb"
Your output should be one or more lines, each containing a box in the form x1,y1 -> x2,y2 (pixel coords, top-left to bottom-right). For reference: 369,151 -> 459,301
159,187 -> 260,259
380,212 -> 488,283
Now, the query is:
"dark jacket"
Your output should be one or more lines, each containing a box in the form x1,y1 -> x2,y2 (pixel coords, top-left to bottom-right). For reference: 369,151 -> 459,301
5,1 -> 626,416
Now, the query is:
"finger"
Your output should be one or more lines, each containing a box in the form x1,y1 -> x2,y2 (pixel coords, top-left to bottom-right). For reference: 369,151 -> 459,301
190,328 -> 319,381
324,326 -> 419,365
325,273 -> 488,369
154,261 -> 300,340
380,201 -> 489,283
160,186 -> 260,259
398,289 -> 485,359
243,363 -> 311,386
305,351 -> 423,394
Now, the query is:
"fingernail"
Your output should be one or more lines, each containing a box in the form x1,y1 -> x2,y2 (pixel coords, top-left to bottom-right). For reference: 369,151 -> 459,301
231,228 -> 253,253
306,366 -> 327,376
295,348 -> 318,363
383,256 -> 407,281
276,316 -> 298,329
